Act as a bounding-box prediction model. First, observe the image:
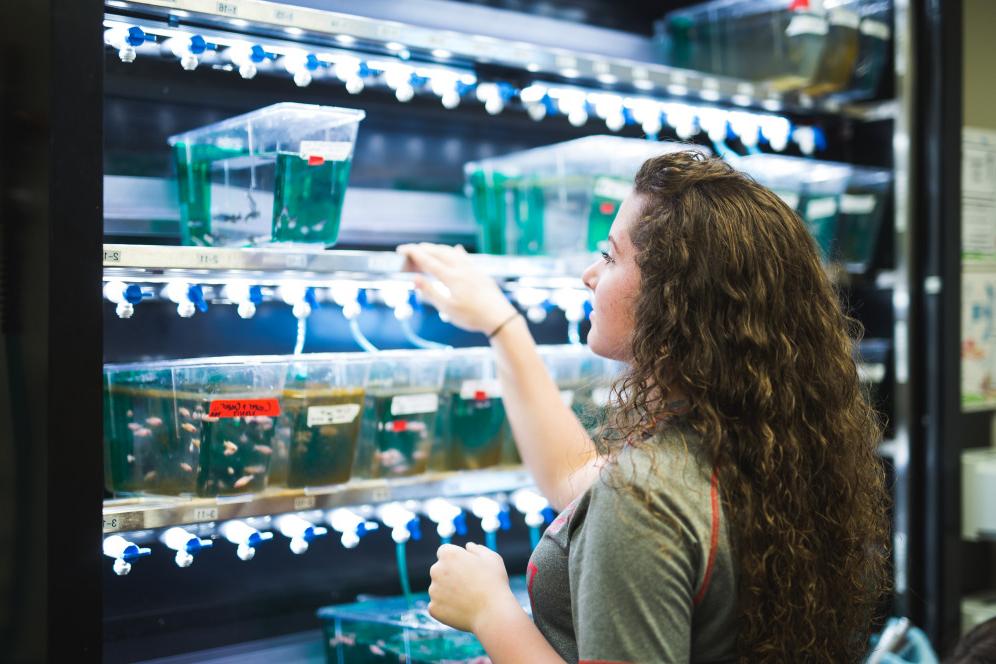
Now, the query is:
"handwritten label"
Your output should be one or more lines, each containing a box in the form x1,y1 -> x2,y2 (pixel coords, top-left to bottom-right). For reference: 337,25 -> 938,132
299,140 -> 353,162
103,516 -> 122,532
806,197 -> 838,220
103,249 -> 121,263
192,507 -> 219,522
196,252 -> 221,266
208,398 -> 281,418
308,404 -> 361,426
371,487 -> 391,502
593,177 -> 632,201
216,1 -> 238,16
295,496 -> 317,510
391,393 -> 439,416
285,254 -> 308,269
460,379 -> 502,400
840,194 -> 877,215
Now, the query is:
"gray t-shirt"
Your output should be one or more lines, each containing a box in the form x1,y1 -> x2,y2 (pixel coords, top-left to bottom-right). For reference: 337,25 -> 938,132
527,427 -> 738,663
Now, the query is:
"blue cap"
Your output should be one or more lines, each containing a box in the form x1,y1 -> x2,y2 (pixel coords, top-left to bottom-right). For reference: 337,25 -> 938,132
249,285 -> 263,304
249,45 -> 267,63
124,283 -> 144,305
126,26 -> 147,47
406,517 -> 422,541
188,35 -> 207,55
187,284 -> 208,312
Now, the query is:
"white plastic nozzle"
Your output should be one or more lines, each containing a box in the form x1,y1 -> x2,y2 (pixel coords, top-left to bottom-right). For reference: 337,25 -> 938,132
376,502 -> 416,544
512,489 -> 549,528
161,527 -> 213,568
103,535 -> 151,576
424,498 -> 462,539
275,514 -> 327,555
327,508 -> 378,549
470,497 -> 502,533
220,520 -> 273,561
552,288 -> 588,323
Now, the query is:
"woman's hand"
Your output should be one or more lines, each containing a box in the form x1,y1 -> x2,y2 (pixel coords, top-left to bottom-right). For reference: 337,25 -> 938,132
397,243 -> 517,335
427,542 -> 519,634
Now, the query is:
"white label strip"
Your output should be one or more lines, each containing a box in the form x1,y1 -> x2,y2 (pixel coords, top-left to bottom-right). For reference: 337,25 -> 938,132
860,19 -> 891,40
299,140 -> 353,162
460,379 -> 502,400
841,194 -> 877,215
786,14 -> 829,37
857,363 -> 886,384
593,177 -> 633,200
307,404 -> 361,426
559,390 -> 575,407
807,197 -> 838,219
829,9 -> 860,29
390,393 -> 439,416
775,191 -> 801,210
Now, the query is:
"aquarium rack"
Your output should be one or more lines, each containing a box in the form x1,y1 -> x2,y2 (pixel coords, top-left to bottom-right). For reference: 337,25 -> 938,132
103,466 -> 533,533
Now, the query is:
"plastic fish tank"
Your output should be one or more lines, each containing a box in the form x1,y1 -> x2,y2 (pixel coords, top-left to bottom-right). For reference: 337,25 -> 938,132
103,356 -> 287,497
318,576 -> 530,664
437,348 -> 508,471
465,136 -> 707,256
656,0 -> 879,97
354,351 -> 447,479
735,153 -> 890,265
168,103 -> 364,247
269,354 -> 372,489
539,345 -> 624,435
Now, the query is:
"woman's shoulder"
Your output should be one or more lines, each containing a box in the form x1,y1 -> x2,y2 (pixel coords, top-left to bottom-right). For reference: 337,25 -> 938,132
608,424 -> 714,495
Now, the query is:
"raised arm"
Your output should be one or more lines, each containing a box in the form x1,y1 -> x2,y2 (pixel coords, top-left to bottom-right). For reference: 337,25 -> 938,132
398,243 -> 599,510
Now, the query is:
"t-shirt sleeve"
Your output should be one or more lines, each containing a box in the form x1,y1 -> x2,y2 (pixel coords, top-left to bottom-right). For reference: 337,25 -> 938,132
568,471 -> 703,664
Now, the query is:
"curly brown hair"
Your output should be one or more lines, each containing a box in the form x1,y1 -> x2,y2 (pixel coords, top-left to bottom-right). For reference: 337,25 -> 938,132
600,151 -> 891,662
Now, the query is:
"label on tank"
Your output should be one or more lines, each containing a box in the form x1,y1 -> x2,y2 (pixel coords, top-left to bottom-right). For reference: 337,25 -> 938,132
775,190 -> 801,210
308,404 -> 361,426
841,194 -> 877,214
299,140 -> 353,162
593,177 -> 632,201
208,398 -> 281,418
390,393 -> 439,416
806,197 -> 838,219
860,19 -> 890,40
829,9 -> 860,28
786,14 -> 829,37
460,379 -> 503,400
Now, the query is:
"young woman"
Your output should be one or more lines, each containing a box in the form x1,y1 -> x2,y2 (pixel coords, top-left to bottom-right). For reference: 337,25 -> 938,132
399,151 -> 890,663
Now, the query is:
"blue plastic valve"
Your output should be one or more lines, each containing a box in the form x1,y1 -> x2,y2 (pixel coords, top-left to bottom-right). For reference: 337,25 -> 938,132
185,537 -> 212,554
499,508 -> 512,531
189,35 -> 207,55
124,284 -> 145,305
406,517 -> 422,541
187,284 -> 208,313
541,507 -> 556,524
249,45 -> 267,63
126,26 -> 148,47
121,543 -> 152,563
454,512 -> 468,536
249,285 -> 263,304
305,53 -> 321,71
304,286 -> 320,310
813,127 -> 828,151
583,300 -> 593,318
542,95 -> 558,116
357,289 -> 370,308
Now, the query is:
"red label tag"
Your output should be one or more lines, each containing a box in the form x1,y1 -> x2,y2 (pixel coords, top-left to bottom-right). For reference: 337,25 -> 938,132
208,398 -> 281,418
599,201 -> 617,215
473,390 -> 488,401
391,420 -> 409,433
307,155 -> 325,166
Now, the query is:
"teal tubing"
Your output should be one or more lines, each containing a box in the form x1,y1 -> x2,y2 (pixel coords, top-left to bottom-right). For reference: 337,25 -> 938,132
529,526 -> 541,550
485,530 -> 497,552
399,317 -> 450,350
396,541 -> 413,605
440,535 -> 452,545
348,317 -> 378,353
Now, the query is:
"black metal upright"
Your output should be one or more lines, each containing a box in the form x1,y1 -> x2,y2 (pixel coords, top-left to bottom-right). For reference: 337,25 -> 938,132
908,0 -> 964,653
0,0 -> 104,660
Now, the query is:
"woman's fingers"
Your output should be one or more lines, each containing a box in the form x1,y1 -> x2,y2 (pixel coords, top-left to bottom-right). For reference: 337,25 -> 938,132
412,274 -> 451,312
399,244 -> 462,283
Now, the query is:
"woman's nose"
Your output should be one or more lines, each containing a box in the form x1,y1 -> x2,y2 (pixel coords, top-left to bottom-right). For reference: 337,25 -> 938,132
581,261 -> 598,292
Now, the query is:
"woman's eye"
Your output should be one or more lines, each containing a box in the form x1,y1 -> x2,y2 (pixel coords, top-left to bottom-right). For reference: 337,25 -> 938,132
600,251 -> 614,264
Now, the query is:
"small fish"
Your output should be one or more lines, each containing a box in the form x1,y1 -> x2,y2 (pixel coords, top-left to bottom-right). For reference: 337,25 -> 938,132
134,427 -> 152,437
242,416 -> 255,424
201,415 -> 219,423
145,416 -> 163,427
179,462 -> 193,473
379,449 -> 405,467
233,475 -> 254,489
181,422 -> 198,433
126,410 -> 134,418
144,470 -> 157,481
127,422 -> 142,431
243,465 -> 266,474
223,440 -> 239,456
253,444 -> 272,455
178,407 -> 192,418
227,466 -> 235,475
369,645 -> 385,656
190,438 -> 200,449
126,454 -> 135,463
239,434 -> 249,444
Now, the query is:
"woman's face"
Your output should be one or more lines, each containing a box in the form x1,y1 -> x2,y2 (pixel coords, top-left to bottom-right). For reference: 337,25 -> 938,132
581,193 -> 643,363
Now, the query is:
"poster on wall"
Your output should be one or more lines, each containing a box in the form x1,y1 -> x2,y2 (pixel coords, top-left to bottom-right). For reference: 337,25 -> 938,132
962,129 -> 996,410
962,128 -> 996,263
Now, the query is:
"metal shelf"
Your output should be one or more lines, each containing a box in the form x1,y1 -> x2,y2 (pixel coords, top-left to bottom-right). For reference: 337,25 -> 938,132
103,467 -> 533,533
109,0 -> 877,116
103,243 -> 594,283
